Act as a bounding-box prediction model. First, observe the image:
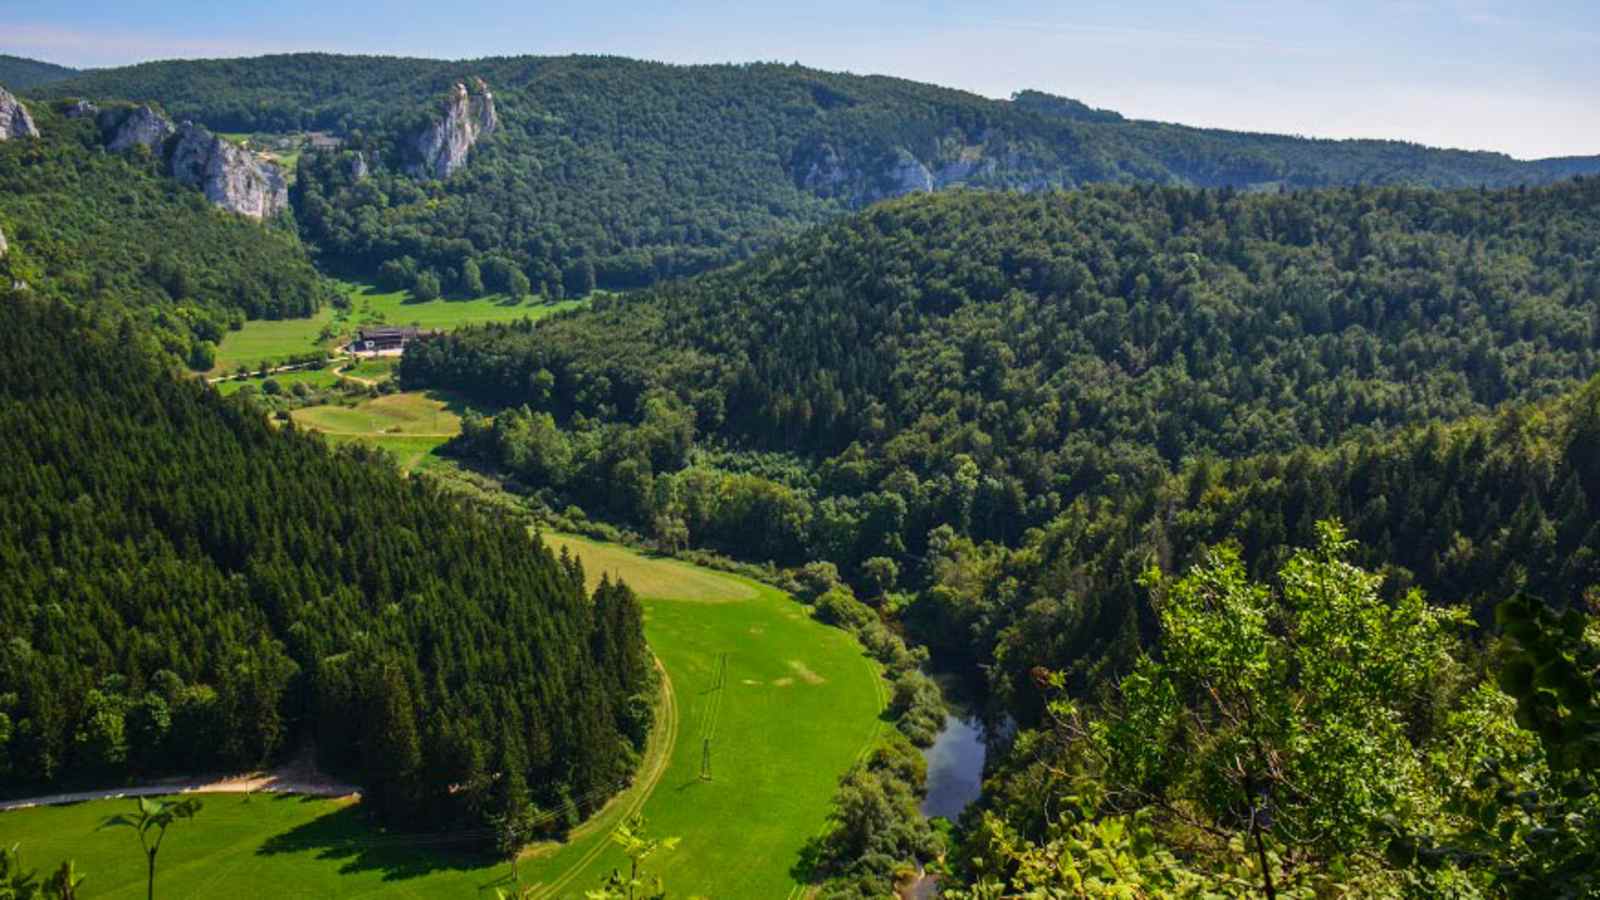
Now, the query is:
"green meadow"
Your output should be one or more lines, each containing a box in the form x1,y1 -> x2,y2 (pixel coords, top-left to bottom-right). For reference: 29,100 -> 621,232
213,367 -> 342,397
210,280 -> 586,375
0,538 -> 883,899
290,390 -> 468,472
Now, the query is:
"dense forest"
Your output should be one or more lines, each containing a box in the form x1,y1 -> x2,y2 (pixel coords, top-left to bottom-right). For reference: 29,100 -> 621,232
0,102 -> 332,369
0,293 -> 653,847
402,180 -> 1600,574
938,381 -> 1600,895
0,56 -> 79,90
395,180 -> 1600,892
31,53 -> 1600,294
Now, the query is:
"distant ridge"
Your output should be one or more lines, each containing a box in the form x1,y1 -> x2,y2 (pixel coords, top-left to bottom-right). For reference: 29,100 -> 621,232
35,53 -> 1600,295
0,54 -> 80,90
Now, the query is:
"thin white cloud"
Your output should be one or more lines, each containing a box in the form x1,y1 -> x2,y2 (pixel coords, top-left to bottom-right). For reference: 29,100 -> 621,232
3,23 -> 303,67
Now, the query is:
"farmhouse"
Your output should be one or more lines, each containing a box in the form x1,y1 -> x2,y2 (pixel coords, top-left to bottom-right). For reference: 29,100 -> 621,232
348,325 -> 433,354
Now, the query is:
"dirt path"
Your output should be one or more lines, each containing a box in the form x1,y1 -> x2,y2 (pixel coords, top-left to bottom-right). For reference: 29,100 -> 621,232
332,358 -> 380,387
0,754 -> 359,812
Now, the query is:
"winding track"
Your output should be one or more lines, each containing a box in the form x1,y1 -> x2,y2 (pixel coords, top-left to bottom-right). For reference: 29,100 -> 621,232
526,657 -> 680,899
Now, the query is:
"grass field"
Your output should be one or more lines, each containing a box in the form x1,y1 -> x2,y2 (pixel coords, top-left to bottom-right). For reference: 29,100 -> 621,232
291,390 -> 467,471
545,533 -> 759,603
0,539 -> 883,899
339,357 -> 398,382
210,280 -> 586,375
214,368 -> 342,397
291,391 -> 464,437
521,535 -> 885,898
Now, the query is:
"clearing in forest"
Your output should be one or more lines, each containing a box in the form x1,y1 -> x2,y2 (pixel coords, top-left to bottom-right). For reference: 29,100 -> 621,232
209,278 -> 586,375
290,390 -> 469,471
543,532 -> 758,603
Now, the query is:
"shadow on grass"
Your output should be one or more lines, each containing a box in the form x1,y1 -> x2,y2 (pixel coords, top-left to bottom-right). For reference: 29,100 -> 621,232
396,289 -> 554,310
789,835 -> 826,886
255,796 -> 494,883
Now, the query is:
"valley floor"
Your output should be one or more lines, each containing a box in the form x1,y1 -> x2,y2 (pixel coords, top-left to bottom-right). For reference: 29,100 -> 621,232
0,536 -> 885,899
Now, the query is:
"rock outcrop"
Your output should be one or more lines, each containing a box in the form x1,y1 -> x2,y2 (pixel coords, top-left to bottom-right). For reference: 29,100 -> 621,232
102,105 -> 174,152
409,80 -> 498,179
883,148 -> 934,196
63,99 -> 98,119
0,224 -> 8,257
349,150 -> 370,180
798,142 -> 850,197
168,123 -> 289,220
96,106 -> 286,219
0,88 -> 39,141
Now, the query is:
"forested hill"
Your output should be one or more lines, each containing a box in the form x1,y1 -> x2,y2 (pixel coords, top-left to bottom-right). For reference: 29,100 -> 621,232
402,179 -> 1600,566
929,375 -> 1600,719
0,101 -> 331,369
0,55 -> 79,90
0,293 -> 653,843
34,53 -> 1600,295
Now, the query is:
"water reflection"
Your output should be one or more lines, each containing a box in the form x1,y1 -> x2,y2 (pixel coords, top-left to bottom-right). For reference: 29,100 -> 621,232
919,714 -> 985,820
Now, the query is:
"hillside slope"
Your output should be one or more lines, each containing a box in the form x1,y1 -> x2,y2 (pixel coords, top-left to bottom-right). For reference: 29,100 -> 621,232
401,180 -> 1600,565
0,100 -> 330,368
0,55 -> 79,90
35,54 -> 1600,294
0,293 -> 652,841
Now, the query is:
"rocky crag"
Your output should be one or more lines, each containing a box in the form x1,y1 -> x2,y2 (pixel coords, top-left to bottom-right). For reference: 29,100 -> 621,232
0,87 -> 39,140
101,105 -> 175,152
97,106 -> 286,219
168,123 -> 289,219
408,79 -> 498,179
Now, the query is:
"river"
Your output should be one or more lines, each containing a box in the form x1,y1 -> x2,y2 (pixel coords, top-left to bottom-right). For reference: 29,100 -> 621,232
919,713 -> 986,821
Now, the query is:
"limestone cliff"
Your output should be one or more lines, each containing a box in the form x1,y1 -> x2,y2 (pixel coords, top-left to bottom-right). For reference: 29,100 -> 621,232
0,224 -> 7,257
168,123 -> 289,220
0,87 -> 39,140
102,105 -> 174,152
793,130 -> 1058,205
62,99 -> 98,119
883,148 -> 934,197
408,80 -> 498,179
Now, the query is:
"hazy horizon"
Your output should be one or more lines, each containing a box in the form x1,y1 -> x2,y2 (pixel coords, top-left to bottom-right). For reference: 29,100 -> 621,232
7,1 -> 1596,161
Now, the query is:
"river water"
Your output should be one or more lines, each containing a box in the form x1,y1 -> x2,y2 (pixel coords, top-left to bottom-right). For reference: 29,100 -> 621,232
919,713 -> 986,820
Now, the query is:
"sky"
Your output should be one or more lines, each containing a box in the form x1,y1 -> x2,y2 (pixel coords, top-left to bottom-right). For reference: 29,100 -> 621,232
3,0 -> 1596,159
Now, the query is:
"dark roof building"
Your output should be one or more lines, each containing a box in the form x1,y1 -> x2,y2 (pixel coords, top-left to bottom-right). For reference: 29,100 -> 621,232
349,325 -> 433,353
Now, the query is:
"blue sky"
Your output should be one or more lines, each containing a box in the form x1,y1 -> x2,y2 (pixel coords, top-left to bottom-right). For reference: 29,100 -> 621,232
4,0 -> 1595,159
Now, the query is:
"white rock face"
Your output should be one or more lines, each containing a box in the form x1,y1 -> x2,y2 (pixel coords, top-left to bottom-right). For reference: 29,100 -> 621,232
104,105 -> 174,152
0,224 -> 8,257
349,150 -> 370,180
63,100 -> 99,119
169,123 -> 289,219
0,88 -> 40,140
883,148 -> 934,197
800,142 -> 850,196
409,81 -> 498,179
